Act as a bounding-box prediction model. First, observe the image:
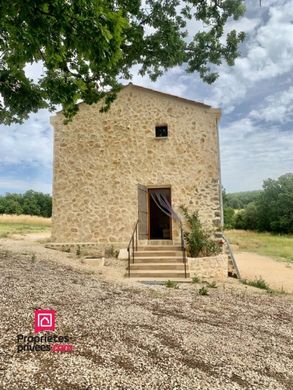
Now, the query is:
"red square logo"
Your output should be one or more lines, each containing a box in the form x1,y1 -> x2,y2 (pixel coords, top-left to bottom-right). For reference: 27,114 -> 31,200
34,310 -> 55,333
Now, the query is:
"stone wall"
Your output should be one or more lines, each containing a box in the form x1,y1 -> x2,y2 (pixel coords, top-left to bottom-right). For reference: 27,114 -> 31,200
51,84 -> 221,245
188,255 -> 228,281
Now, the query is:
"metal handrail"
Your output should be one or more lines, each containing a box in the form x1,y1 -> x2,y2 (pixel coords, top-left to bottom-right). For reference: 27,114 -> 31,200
127,219 -> 187,278
180,223 -> 187,278
127,219 -> 139,277
222,233 -> 241,279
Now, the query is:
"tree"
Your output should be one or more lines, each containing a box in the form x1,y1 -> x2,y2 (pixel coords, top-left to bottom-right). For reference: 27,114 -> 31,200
225,190 -> 262,209
232,174 -> 293,234
0,196 -> 23,215
242,202 -> 259,230
257,174 -> 293,234
0,190 -> 52,217
0,0 -> 246,124
223,206 -> 235,229
234,209 -> 245,230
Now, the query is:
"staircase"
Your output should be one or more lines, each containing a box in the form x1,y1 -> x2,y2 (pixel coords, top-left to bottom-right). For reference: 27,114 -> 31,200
127,241 -> 189,279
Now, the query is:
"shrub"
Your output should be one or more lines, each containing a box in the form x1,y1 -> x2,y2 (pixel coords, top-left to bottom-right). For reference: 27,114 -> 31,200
224,207 -> 235,229
191,275 -> 200,284
198,286 -> 209,296
234,202 -> 259,231
241,277 -> 270,290
164,280 -> 179,289
180,206 -> 221,257
234,210 -> 246,229
205,281 -> 217,288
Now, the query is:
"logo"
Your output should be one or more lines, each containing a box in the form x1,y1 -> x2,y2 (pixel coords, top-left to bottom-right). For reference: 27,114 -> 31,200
34,310 -> 55,333
17,309 -> 74,353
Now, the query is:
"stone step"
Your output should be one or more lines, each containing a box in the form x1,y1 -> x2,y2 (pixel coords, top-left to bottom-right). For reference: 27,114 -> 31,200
137,245 -> 182,251
128,270 -> 189,278
132,257 -> 183,264
130,277 -> 191,282
129,263 -> 185,271
132,256 -> 184,262
135,251 -> 181,257
141,240 -> 173,245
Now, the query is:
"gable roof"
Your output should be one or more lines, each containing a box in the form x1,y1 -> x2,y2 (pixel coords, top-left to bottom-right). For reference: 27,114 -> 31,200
53,82 -> 221,119
125,82 -> 212,109
123,83 -> 221,119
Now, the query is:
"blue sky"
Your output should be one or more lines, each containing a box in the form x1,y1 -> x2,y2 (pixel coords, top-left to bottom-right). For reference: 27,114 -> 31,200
0,0 -> 292,194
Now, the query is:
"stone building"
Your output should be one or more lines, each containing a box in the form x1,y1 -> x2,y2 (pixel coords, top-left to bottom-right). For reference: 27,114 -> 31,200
51,83 -> 223,250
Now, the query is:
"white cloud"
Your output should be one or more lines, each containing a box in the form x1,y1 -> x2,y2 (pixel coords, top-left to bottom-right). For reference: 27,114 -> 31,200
220,116 -> 293,191
250,86 -> 293,123
129,65 -> 189,98
24,61 -> 44,82
207,0 -> 293,110
226,17 -> 260,34
0,110 -> 53,167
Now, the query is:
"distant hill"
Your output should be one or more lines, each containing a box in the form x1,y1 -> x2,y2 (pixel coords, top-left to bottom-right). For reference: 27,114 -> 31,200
225,190 -> 262,209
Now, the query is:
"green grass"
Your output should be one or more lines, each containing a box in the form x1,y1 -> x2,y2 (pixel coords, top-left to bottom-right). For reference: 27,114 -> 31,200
241,277 -> 289,295
0,223 -> 51,238
198,286 -> 209,296
205,281 -> 218,288
241,277 -> 270,290
225,230 -> 293,263
164,280 -> 179,289
191,275 -> 200,284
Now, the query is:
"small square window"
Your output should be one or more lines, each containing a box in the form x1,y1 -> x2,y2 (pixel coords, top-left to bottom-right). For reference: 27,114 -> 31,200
155,125 -> 168,138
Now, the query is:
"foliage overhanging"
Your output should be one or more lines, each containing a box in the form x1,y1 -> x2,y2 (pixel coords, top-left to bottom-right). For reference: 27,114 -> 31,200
0,0 -> 246,124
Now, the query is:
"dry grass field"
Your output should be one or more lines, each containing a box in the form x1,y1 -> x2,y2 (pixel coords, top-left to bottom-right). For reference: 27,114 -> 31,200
0,214 -> 51,238
225,230 -> 293,262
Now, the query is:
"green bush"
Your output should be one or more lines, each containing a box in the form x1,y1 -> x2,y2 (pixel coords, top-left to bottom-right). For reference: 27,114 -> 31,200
164,280 -> 179,289
223,207 -> 235,229
180,206 -> 221,257
191,275 -> 200,284
234,203 -> 259,230
205,281 -> 218,288
241,277 -> 270,290
234,210 -> 246,229
198,286 -> 209,296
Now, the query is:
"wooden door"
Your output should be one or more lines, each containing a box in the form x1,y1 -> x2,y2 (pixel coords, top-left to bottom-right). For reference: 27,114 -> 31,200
137,184 -> 148,240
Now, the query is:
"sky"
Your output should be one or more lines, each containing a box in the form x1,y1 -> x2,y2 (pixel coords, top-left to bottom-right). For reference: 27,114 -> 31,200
0,0 -> 292,195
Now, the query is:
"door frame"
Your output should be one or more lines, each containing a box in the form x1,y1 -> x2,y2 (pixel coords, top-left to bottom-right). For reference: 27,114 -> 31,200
147,187 -> 172,240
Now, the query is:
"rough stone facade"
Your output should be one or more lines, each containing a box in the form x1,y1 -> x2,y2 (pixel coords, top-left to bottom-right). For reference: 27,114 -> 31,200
188,255 -> 228,282
51,84 -> 222,246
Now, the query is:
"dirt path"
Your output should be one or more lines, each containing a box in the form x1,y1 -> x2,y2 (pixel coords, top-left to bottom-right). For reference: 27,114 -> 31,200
235,252 -> 293,293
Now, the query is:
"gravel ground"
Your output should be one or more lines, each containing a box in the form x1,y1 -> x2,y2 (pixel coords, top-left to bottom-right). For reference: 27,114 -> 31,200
0,239 -> 293,390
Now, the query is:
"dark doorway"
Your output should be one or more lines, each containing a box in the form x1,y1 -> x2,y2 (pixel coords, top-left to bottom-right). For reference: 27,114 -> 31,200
148,188 -> 172,239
